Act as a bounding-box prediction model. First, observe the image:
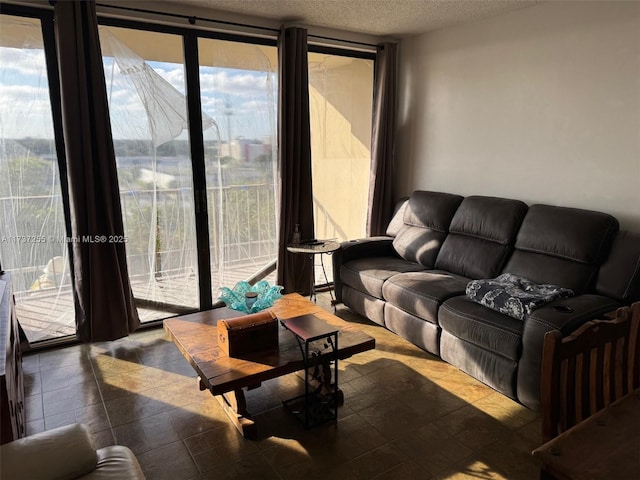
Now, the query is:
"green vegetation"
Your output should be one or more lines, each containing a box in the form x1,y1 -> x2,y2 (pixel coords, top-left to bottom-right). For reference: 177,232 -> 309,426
1,139 -> 278,292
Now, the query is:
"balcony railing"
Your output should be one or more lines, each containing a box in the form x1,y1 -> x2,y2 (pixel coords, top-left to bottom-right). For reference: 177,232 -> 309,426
2,183 -> 347,343
1,182 -> 278,342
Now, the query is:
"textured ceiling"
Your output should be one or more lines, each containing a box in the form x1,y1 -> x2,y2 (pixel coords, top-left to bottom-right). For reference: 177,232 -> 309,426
168,0 -> 542,37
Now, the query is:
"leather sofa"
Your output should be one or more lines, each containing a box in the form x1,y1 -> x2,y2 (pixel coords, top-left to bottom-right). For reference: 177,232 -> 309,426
0,423 -> 145,479
333,191 -> 640,410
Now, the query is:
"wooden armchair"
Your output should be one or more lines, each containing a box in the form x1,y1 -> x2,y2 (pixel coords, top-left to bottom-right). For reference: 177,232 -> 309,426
540,302 -> 640,444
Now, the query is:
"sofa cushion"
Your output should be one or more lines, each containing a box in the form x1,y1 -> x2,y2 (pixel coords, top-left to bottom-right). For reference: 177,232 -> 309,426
393,225 -> 448,268
596,230 -> 640,304
448,196 -> 528,244
435,196 -> 527,279
381,270 -> 469,323
342,285 -> 387,326
402,191 -> 465,232
385,197 -> 409,237
514,204 -> 619,263
440,331 -> 518,401
392,191 -> 463,267
341,257 -> 426,299
504,204 -> 619,293
436,235 -> 512,280
439,296 -> 524,361
384,303 -> 441,355
504,251 -> 599,294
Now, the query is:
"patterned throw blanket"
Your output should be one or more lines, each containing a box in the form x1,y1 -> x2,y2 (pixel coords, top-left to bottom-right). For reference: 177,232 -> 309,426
466,273 -> 574,320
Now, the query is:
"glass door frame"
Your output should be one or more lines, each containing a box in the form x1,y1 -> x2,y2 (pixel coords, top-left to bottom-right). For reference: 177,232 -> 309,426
98,16 -> 278,314
0,4 -> 77,347
1,5 -> 376,347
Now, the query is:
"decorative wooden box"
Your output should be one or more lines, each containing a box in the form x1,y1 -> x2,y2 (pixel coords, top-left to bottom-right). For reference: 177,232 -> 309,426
217,310 -> 279,357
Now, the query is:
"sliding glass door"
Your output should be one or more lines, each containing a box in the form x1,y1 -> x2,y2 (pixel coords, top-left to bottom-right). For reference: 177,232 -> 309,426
198,38 -> 278,293
1,7 -> 373,342
98,23 -> 279,320
99,26 -> 199,321
0,12 -> 75,342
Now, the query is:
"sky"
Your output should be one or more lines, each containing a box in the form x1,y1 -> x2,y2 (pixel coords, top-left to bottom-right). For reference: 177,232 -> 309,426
0,46 -> 56,140
0,19 -> 277,144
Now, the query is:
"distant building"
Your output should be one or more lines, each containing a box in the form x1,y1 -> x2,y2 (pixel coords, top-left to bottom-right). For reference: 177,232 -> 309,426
219,137 -> 272,162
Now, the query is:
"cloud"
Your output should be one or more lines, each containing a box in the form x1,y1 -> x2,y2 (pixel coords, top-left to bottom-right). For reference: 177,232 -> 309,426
0,84 -> 47,100
107,88 -> 136,104
236,99 -> 274,114
0,48 -> 49,80
199,70 -> 270,98
156,67 -> 185,93
200,96 -> 226,113
0,46 -> 277,141
0,84 -> 54,138
106,89 -> 152,139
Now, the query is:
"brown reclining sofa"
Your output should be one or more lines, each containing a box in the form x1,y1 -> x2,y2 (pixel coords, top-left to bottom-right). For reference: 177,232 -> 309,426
332,191 -> 640,410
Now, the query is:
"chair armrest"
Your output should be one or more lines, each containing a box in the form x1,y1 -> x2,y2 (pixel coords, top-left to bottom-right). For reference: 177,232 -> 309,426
0,423 -> 98,480
332,237 -> 396,303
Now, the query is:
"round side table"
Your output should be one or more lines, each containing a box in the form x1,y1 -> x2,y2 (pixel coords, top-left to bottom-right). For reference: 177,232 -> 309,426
286,241 -> 340,305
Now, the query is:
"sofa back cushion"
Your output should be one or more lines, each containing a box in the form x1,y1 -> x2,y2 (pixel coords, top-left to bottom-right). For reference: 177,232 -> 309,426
385,197 -> 409,237
435,196 -> 528,279
392,191 -> 463,267
504,204 -> 619,293
596,230 -> 640,303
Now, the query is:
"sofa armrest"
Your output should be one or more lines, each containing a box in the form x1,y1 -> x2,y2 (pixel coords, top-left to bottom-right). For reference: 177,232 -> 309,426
0,423 -> 98,480
80,445 -> 146,479
340,236 -> 397,263
517,295 -> 621,410
332,236 -> 396,303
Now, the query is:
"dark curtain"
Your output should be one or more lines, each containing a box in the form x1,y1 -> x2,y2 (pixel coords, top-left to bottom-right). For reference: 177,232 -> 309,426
367,42 -> 398,236
276,27 -> 315,295
53,0 -> 139,341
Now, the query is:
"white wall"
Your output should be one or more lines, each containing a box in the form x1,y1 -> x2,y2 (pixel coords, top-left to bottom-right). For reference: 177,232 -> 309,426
397,1 -> 640,232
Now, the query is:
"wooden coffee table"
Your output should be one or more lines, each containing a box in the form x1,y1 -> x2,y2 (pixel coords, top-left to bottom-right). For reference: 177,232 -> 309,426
163,293 -> 375,438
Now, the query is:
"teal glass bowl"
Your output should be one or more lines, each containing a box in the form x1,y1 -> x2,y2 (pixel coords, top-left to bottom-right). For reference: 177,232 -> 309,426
218,280 -> 284,314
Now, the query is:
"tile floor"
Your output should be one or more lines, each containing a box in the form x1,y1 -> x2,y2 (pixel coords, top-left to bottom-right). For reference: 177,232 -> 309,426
22,294 -> 542,479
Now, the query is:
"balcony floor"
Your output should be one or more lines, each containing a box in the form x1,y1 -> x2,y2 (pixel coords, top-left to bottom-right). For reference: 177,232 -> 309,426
15,263 -> 277,344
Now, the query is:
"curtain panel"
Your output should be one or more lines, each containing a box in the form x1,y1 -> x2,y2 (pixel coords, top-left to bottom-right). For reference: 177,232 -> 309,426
276,27 -> 315,295
53,0 -> 139,341
367,42 -> 398,237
